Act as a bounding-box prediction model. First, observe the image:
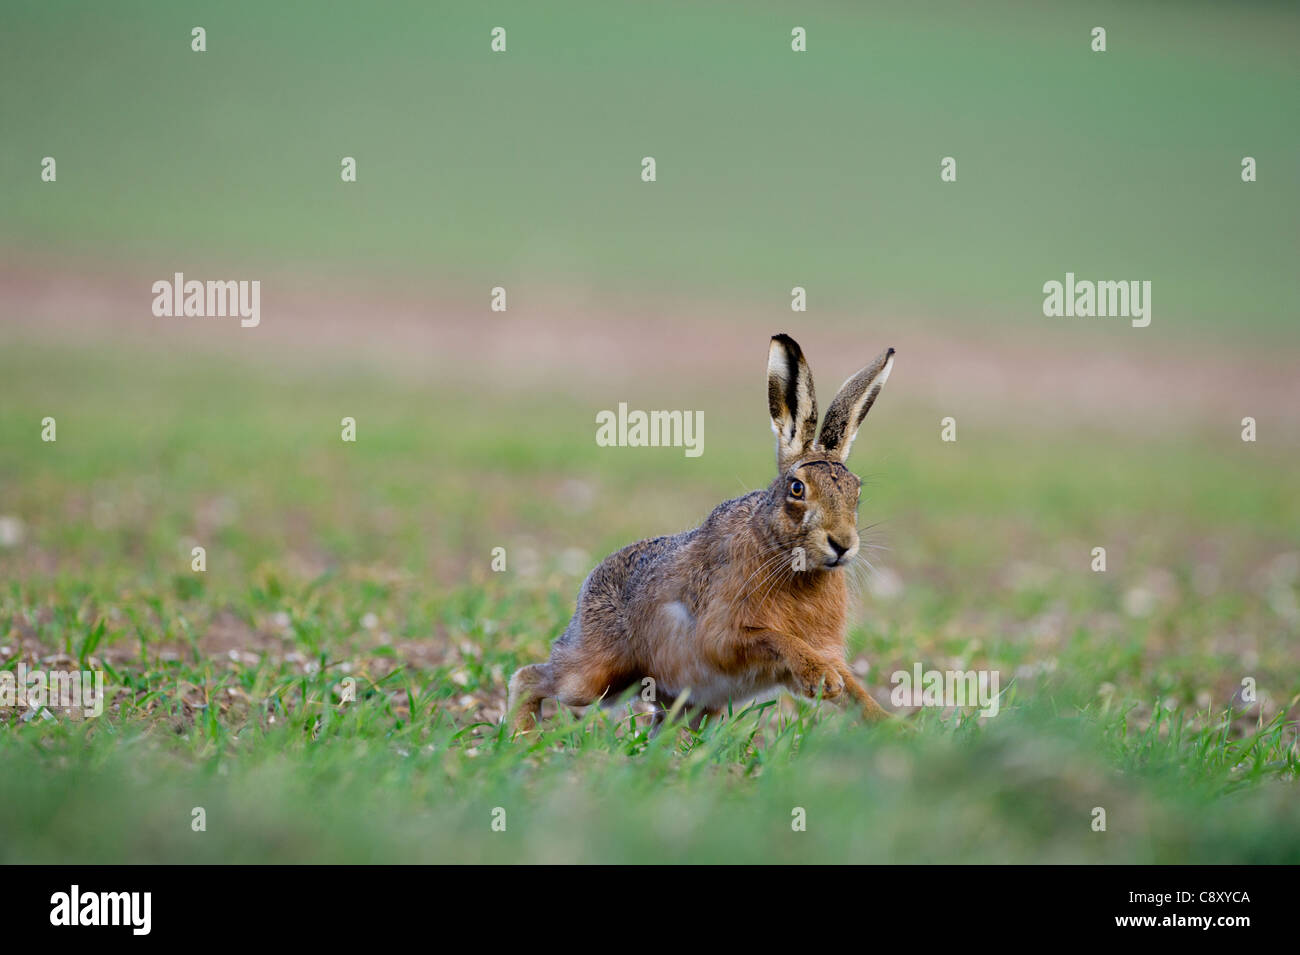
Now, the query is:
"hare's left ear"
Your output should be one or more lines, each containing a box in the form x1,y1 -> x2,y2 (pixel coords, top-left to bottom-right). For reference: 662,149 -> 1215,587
817,347 -> 895,461
768,334 -> 819,472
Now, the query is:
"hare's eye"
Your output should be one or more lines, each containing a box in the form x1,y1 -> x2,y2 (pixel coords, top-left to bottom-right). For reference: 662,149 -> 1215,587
789,479 -> 805,499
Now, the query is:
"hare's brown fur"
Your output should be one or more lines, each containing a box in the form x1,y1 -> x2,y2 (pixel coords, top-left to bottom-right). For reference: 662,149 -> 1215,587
509,335 -> 895,732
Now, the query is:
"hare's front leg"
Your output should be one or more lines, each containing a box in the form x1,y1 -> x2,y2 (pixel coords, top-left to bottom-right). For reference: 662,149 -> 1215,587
836,663 -> 890,722
741,627 -> 846,700
741,628 -> 889,721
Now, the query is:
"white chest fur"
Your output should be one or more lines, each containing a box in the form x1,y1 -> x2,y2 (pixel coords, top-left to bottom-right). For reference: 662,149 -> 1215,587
650,600 -> 782,709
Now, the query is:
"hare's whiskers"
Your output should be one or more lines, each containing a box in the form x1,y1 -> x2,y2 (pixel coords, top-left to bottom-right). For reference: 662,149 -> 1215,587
756,561 -> 795,611
742,552 -> 791,606
737,545 -> 792,601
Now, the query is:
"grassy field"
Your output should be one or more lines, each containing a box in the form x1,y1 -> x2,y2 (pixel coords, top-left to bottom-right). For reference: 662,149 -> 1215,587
0,340 -> 1296,863
1,0 -> 1298,863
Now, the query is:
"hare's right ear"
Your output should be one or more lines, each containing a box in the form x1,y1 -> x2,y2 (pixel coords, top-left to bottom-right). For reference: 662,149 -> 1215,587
817,347 -> 895,462
767,333 -> 819,472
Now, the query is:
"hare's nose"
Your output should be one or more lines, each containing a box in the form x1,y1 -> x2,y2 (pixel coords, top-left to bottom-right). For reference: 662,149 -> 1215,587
827,537 -> 850,559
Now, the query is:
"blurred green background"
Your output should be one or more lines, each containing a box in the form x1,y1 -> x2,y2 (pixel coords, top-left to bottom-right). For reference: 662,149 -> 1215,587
1,1 -> 1297,863
3,0 -> 1298,333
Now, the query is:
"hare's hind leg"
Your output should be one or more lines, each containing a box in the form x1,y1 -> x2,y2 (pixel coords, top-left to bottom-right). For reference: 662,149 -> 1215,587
507,663 -> 555,734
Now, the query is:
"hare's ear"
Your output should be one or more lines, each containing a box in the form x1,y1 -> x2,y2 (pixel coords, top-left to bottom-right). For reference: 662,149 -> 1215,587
817,347 -> 895,461
768,334 -> 819,472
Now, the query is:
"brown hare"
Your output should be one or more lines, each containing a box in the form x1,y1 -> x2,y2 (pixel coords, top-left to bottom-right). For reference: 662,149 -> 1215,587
508,334 -> 895,733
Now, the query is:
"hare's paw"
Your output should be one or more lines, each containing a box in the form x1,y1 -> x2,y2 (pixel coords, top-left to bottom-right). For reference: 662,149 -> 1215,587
798,663 -> 845,700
